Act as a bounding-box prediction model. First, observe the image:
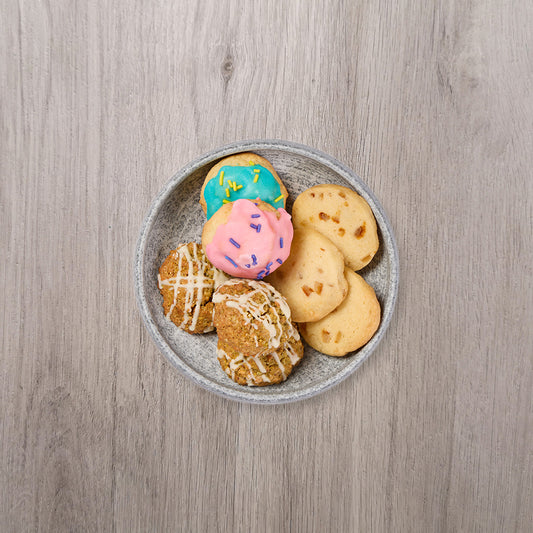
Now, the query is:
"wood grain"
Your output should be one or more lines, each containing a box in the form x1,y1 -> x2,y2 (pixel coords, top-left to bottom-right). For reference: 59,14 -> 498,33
1,0 -> 532,531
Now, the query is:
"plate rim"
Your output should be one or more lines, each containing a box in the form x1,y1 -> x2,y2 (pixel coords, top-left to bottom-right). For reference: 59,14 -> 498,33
134,139 -> 399,404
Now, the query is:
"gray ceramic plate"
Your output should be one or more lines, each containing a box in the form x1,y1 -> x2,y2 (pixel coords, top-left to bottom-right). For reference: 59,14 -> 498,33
134,140 -> 399,404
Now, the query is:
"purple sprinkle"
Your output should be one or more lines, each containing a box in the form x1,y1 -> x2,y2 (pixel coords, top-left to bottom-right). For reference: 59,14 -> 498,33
256,224 -> 261,233
276,258 -> 283,264
245,264 -> 251,268
229,238 -> 240,248
251,254 -> 257,265
280,237 -> 284,248
266,261 -> 273,270
250,223 -> 258,230
251,214 -> 260,218
225,255 -> 238,268
257,270 -> 266,279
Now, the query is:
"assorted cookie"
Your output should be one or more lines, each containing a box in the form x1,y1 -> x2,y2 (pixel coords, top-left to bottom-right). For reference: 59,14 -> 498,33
202,198 -> 293,280
158,243 -> 216,334
292,184 -> 379,271
213,279 -> 303,385
158,153 -> 384,387
200,153 -> 288,219
265,227 -> 348,322
299,269 -> 381,356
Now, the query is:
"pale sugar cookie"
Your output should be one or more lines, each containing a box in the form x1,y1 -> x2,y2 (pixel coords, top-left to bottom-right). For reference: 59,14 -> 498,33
299,268 -> 381,356
292,184 -> 379,271
265,227 -> 348,323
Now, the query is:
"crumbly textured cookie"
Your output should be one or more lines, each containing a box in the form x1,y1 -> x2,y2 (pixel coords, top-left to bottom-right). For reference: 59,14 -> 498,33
217,335 -> 303,386
292,184 -> 379,271
202,198 -> 293,280
213,278 -> 299,357
158,243 -> 216,333
265,227 -> 348,323
200,152 -> 288,219
299,268 -> 381,356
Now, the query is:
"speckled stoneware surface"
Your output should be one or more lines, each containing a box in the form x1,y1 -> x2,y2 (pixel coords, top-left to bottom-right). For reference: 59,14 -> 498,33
134,140 -> 399,404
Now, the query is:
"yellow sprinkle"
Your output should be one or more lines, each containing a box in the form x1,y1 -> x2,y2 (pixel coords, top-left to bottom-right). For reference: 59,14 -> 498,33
232,181 -> 238,192
249,161 -> 254,165
219,170 -> 224,186
236,184 -> 243,190
253,169 -> 260,173
253,174 -> 259,183
225,188 -> 230,198
227,180 -> 234,188
222,199 -> 229,204
274,194 -> 284,203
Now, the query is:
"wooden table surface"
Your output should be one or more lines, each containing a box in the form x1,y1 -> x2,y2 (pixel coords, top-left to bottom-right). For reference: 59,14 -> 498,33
2,1 -> 532,531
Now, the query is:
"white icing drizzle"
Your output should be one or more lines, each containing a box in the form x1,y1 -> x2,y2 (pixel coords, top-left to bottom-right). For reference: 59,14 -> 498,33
213,268 -> 231,289
285,341 -> 302,366
270,350 -> 287,380
213,279 -> 292,351
158,243 -> 214,332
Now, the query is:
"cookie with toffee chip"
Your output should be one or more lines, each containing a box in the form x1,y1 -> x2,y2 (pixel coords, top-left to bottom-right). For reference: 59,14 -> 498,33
292,184 -> 379,271
265,227 -> 348,323
299,268 -> 381,356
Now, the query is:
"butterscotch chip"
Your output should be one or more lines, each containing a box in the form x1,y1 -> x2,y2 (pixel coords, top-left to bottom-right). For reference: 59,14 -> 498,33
299,268 -> 381,356
292,184 -> 379,270
265,227 -> 348,322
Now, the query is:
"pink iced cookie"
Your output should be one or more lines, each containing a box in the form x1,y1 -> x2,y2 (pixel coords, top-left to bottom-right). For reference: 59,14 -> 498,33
201,199 -> 293,279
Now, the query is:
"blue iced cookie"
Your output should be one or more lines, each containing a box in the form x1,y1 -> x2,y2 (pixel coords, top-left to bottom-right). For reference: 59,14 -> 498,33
199,153 -> 288,219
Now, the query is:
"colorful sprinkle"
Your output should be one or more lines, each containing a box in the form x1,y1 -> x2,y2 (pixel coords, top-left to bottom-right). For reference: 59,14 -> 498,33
236,184 -> 243,190
229,238 -> 240,248
279,237 -> 284,248
251,254 -> 257,265
225,255 -> 238,268
266,262 -> 273,270
255,224 -> 261,233
274,194 -> 284,203
219,170 -> 225,186
232,181 -> 238,192
249,161 -> 254,165
225,188 -> 230,198
276,258 -> 283,264
253,168 -> 260,173
256,270 -> 266,279
253,174 -> 259,183
222,199 -> 229,204
251,214 -> 260,218
250,223 -> 258,230
245,264 -> 251,268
